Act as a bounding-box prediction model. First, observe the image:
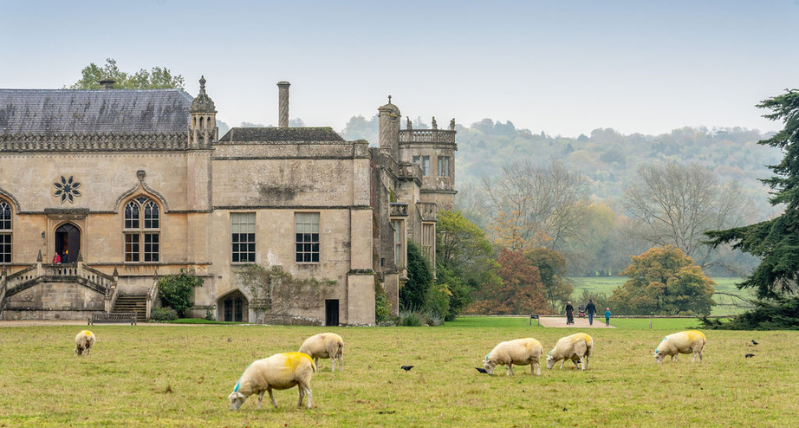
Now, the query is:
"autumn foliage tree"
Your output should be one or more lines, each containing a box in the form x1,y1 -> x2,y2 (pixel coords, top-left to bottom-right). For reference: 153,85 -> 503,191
609,246 -> 715,315
469,248 -> 547,315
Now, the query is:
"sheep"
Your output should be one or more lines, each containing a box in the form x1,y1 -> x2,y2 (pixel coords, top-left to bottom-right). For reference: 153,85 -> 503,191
298,333 -> 344,372
74,330 -> 96,356
654,330 -> 706,364
546,333 -> 593,371
483,338 -> 543,376
228,352 -> 317,411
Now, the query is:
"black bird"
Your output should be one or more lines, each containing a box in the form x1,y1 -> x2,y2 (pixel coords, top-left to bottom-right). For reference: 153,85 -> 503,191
475,367 -> 488,374
751,340 -> 759,345
400,365 -> 414,371
745,353 -> 755,358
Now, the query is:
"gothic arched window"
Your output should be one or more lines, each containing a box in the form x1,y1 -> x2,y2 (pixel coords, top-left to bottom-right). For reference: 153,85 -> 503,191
123,196 -> 160,262
0,200 -> 11,264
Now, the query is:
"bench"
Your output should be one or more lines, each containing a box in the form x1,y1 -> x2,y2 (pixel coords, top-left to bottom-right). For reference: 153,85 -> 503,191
529,314 -> 539,326
88,312 -> 137,326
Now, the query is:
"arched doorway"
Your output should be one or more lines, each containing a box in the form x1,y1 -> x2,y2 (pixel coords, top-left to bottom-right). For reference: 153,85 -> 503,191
218,290 -> 249,322
55,223 -> 81,263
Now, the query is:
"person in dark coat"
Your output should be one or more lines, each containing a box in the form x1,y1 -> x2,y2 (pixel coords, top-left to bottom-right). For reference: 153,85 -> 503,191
565,301 -> 574,325
585,299 -> 597,326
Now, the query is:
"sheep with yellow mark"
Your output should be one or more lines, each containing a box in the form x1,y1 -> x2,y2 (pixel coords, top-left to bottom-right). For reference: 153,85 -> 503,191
74,330 -> 96,356
299,332 -> 344,372
546,333 -> 593,371
654,330 -> 706,364
483,338 -> 543,376
228,352 -> 317,411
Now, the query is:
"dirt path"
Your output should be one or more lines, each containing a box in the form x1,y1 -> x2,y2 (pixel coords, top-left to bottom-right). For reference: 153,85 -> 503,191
537,316 -> 615,328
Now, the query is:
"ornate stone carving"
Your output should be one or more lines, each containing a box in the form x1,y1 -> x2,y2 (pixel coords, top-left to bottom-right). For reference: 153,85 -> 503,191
53,176 -> 82,204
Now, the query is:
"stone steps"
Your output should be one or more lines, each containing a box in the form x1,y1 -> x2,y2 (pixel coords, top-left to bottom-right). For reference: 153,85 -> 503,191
113,295 -> 147,323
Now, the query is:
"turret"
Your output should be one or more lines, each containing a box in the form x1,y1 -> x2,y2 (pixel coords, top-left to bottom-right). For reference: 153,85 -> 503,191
188,76 -> 218,149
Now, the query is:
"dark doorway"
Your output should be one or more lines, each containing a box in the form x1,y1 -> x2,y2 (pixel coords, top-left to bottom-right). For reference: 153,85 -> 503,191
325,299 -> 340,326
55,223 -> 81,263
220,290 -> 248,322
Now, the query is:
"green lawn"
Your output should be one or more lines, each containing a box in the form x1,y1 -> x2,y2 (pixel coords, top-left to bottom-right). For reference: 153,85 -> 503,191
0,320 -> 795,427
569,276 -> 756,316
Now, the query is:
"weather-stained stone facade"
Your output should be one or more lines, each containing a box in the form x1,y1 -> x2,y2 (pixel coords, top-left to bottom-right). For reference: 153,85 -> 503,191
0,79 -> 454,325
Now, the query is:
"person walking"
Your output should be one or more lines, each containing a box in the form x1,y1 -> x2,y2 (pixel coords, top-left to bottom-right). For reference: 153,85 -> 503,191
585,299 -> 597,326
565,301 -> 574,325
604,307 -> 612,327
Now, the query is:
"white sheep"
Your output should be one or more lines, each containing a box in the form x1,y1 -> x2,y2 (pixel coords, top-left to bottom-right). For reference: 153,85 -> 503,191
654,330 -> 706,363
298,333 -> 344,372
228,352 -> 317,411
546,333 -> 593,371
483,338 -> 543,376
74,330 -> 96,356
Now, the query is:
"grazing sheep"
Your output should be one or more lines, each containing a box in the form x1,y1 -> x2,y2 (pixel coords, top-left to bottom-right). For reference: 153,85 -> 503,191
546,333 -> 593,371
298,333 -> 344,372
483,338 -> 543,376
654,330 -> 706,364
74,330 -> 96,356
228,352 -> 317,411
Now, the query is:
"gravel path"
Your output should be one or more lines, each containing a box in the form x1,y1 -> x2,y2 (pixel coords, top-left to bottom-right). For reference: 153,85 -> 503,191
537,316 -> 615,328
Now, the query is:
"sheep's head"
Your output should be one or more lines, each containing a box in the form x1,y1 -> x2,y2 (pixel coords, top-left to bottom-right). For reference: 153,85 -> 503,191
482,358 -> 496,375
228,391 -> 247,410
546,354 -> 556,370
654,351 -> 665,364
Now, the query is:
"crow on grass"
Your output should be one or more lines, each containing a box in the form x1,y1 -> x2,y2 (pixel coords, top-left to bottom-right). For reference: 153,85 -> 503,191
475,367 -> 488,374
745,353 -> 755,358
751,340 -> 759,345
400,365 -> 414,371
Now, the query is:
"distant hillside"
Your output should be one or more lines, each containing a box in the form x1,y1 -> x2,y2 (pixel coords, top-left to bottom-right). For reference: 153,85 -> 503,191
342,116 -> 782,218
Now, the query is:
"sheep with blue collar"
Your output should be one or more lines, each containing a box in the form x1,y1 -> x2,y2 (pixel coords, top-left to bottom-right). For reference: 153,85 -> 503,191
228,352 -> 317,411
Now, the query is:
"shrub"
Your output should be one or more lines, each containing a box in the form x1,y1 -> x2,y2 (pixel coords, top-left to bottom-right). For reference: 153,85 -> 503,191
157,269 -> 204,317
398,310 -> 422,327
150,307 -> 178,322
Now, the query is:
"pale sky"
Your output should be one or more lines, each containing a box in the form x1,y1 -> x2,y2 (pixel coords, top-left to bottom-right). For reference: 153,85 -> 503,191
2,0 -> 798,137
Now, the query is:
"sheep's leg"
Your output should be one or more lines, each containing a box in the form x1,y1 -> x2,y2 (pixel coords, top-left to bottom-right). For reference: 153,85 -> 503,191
506,364 -> 513,376
268,388 -> 277,408
533,361 -> 541,376
298,386 -> 305,407
572,358 -> 580,369
584,356 -> 589,370
257,391 -> 265,410
304,385 -> 313,408
559,360 -> 564,369
314,357 -> 319,370
331,357 -> 336,372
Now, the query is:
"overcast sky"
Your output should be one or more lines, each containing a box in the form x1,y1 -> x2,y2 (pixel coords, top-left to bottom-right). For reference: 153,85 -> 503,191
2,0 -> 798,137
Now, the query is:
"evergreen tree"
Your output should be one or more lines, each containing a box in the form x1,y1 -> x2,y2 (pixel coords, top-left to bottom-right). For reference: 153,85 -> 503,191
706,89 -> 799,300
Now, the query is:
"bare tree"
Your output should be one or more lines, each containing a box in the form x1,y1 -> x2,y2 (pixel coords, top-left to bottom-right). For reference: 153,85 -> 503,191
623,163 -> 754,267
482,159 -> 591,254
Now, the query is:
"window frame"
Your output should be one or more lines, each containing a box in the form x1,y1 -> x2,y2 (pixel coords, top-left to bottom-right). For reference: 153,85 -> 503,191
123,196 -> 160,263
295,212 -> 320,264
0,200 -> 11,264
437,156 -> 450,177
231,212 -> 256,264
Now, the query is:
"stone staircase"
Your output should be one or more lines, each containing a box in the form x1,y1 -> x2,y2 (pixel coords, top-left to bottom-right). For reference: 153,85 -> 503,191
112,295 -> 147,323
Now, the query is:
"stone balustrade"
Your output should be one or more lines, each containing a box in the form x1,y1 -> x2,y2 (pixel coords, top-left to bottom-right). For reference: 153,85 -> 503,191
0,132 -> 188,151
390,202 -> 409,217
398,129 -> 456,143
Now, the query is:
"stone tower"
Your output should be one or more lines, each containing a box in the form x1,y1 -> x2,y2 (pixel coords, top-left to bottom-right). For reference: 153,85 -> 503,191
188,76 -> 218,148
398,116 -> 457,211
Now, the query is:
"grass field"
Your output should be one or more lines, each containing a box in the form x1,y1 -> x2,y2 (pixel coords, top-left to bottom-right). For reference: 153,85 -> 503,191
569,276 -> 756,316
1,319 -> 796,427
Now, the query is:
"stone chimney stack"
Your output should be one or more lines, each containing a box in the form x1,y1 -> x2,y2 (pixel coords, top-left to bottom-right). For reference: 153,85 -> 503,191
277,81 -> 291,128
99,79 -> 115,90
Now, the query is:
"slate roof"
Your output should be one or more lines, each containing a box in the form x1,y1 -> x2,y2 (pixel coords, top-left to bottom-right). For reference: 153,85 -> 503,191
0,89 -> 193,135
217,127 -> 345,143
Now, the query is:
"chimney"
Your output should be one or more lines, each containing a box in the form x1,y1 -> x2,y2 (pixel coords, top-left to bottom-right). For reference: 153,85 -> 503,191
277,81 -> 290,128
98,79 -> 115,90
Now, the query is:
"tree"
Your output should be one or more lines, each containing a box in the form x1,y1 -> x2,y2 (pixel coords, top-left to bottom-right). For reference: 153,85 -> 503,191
483,159 -> 591,253
468,248 -> 547,315
526,247 -> 572,311
706,88 -> 799,300
157,269 -> 204,317
435,210 -> 495,320
609,246 -> 715,316
400,241 -> 434,311
623,163 -> 753,267
70,58 -> 185,90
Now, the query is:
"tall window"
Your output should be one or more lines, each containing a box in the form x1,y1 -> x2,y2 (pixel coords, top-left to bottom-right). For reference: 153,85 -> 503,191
412,155 -> 431,176
231,213 -> 255,263
422,222 -> 435,262
437,156 -> 450,177
0,201 -> 11,264
124,196 -> 160,262
295,212 -> 320,263
392,220 -> 404,266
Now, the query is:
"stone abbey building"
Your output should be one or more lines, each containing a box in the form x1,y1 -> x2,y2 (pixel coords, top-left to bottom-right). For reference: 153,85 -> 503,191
0,78 -> 456,325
